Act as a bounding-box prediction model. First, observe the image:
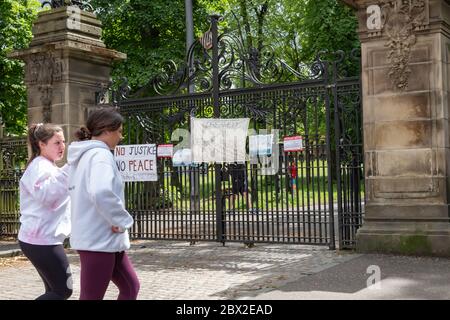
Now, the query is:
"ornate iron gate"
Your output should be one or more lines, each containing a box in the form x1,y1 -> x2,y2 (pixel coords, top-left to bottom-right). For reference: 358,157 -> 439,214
105,17 -> 364,249
0,137 -> 27,238
333,66 -> 364,249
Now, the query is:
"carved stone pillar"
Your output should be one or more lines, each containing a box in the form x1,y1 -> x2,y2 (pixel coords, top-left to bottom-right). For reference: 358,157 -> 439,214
341,0 -> 450,256
9,6 -> 126,144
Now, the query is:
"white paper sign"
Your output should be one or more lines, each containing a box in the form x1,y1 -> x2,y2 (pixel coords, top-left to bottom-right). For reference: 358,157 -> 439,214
249,134 -> 274,156
157,144 -> 173,158
191,117 -> 250,163
114,144 -> 157,181
283,136 -> 303,152
172,148 -> 192,167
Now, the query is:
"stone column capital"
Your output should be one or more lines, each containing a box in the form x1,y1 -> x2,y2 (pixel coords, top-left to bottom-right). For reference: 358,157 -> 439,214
6,7 -> 125,142
345,1 -> 437,91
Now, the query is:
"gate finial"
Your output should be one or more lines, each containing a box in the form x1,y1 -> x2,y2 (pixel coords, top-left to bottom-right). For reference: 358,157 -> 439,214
42,0 -> 93,11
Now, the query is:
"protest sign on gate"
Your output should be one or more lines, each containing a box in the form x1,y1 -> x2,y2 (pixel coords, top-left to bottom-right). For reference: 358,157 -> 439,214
172,148 -> 192,167
191,117 -> 249,163
114,144 -> 157,181
283,136 -> 303,152
249,134 -> 274,156
157,144 -> 173,158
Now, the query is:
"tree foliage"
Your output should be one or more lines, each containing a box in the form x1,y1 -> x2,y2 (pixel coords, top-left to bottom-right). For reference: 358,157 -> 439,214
299,0 -> 359,65
0,0 -> 40,135
200,0 -> 359,68
90,0 -> 210,93
91,0 -> 359,93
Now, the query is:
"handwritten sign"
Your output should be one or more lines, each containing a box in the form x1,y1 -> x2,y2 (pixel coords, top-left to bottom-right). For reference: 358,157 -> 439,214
283,136 -> 303,152
114,144 -> 157,181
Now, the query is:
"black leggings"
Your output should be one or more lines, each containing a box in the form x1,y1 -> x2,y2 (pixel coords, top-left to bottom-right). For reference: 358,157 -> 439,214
19,241 -> 72,300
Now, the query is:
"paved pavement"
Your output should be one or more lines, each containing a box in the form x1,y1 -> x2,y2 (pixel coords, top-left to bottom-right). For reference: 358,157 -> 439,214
244,254 -> 450,300
0,239 -> 450,300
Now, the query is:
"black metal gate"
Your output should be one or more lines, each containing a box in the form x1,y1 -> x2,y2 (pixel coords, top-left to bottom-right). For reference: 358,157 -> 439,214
0,137 -> 27,238
106,16 -> 364,249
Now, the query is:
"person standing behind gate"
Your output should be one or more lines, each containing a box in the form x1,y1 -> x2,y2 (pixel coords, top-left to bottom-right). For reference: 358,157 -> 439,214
18,123 -> 72,300
229,162 -> 252,211
67,107 -> 140,300
289,160 -> 298,192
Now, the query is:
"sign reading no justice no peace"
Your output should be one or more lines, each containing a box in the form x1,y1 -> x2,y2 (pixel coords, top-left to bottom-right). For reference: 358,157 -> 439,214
114,144 -> 157,181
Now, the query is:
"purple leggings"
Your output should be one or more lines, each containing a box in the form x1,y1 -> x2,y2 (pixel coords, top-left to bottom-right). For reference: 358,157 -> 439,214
77,250 -> 140,300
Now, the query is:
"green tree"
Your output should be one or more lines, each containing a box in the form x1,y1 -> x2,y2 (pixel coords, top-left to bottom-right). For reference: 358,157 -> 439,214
0,0 -> 40,135
91,0 -> 359,93
201,0 -> 358,68
90,0 -> 210,93
200,0 -> 274,55
299,0 -> 359,65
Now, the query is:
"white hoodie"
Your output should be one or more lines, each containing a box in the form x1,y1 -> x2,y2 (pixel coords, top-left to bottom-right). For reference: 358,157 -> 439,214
18,156 -> 70,245
67,140 -> 133,252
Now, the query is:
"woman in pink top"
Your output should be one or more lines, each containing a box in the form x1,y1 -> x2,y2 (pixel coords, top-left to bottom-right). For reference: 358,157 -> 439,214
18,123 -> 72,300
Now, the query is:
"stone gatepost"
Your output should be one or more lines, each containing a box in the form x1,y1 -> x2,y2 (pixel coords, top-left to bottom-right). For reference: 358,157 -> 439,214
342,0 -> 450,256
9,5 -> 126,145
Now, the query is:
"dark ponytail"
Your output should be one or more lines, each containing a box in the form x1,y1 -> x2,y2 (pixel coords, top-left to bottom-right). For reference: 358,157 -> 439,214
27,123 -> 63,168
74,107 -> 124,141
74,126 -> 92,141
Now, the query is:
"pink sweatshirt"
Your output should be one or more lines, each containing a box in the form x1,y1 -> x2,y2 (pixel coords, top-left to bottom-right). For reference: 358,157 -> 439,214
18,156 -> 70,245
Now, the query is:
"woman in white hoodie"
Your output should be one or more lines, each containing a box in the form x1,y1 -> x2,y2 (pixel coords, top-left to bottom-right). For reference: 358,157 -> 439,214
67,107 -> 139,300
18,123 -> 72,300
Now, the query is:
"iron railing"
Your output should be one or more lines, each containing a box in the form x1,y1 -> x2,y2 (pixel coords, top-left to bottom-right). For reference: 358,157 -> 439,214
102,16 -> 365,249
0,137 -> 27,238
